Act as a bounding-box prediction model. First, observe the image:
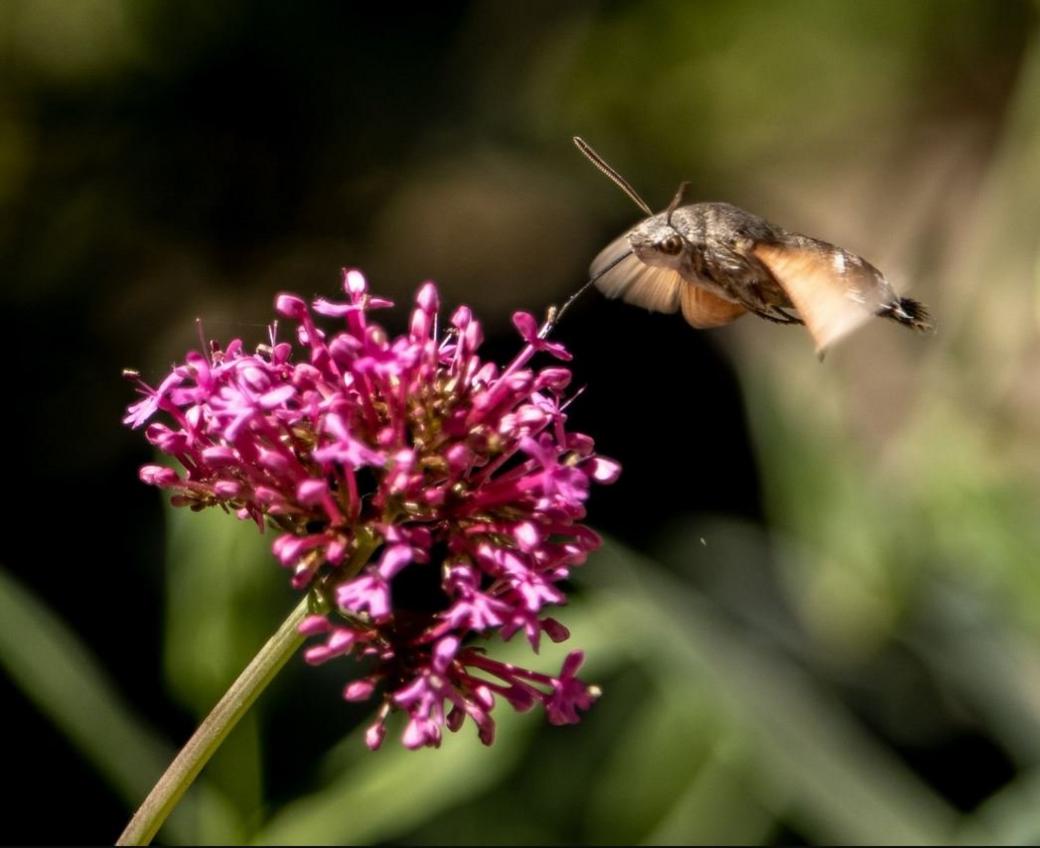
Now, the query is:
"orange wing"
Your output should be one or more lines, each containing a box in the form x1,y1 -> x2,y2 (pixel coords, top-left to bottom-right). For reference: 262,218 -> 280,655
680,283 -> 747,328
753,242 -> 889,354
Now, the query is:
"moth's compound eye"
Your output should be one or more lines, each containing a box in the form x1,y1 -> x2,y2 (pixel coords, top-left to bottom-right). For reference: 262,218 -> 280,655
659,234 -> 683,255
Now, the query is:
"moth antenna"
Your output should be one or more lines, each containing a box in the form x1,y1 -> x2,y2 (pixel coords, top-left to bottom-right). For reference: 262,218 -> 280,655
665,181 -> 690,227
539,248 -> 634,338
573,136 -> 653,217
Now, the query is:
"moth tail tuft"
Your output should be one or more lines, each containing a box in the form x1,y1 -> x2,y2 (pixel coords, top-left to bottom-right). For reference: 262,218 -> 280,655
878,297 -> 933,333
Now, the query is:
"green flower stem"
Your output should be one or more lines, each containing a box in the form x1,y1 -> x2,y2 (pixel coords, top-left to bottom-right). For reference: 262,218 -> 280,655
116,595 -> 309,846
118,534 -> 381,846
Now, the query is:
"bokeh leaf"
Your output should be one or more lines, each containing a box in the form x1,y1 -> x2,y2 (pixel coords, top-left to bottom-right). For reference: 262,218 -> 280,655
590,538 -> 966,845
163,501 -> 290,838
0,566 -> 238,844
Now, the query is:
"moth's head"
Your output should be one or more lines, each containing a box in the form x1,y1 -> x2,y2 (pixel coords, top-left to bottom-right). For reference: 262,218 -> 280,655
628,215 -> 687,271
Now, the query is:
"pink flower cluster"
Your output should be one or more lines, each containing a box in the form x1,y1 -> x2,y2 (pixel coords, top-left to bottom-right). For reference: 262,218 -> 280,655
124,270 -> 619,749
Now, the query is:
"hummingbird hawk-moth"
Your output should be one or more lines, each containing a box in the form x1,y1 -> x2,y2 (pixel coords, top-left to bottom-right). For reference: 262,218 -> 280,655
574,137 -> 932,356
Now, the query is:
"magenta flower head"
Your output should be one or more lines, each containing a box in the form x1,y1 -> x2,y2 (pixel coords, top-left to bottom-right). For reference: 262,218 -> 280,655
124,270 -> 620,750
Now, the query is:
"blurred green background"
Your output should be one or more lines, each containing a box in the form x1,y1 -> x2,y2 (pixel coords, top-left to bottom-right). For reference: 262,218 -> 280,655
3,0 -> 1040,843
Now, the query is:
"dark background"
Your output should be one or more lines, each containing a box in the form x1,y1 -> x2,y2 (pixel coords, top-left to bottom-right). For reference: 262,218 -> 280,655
4,1 -> 1040,844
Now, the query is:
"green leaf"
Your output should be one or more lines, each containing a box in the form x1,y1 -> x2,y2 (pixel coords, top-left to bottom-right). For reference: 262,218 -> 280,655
0,566 -> 238,844
590,538 -> 967,845
163,501 -> 292,839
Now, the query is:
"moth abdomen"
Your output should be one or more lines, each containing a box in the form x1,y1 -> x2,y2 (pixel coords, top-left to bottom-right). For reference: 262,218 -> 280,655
876,297 -> 932,333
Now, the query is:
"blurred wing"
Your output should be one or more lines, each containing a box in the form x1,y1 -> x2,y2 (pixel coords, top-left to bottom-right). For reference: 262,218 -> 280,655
753,240 -> 891,354
680,284 -> 747,328
591,233 -> 681,313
